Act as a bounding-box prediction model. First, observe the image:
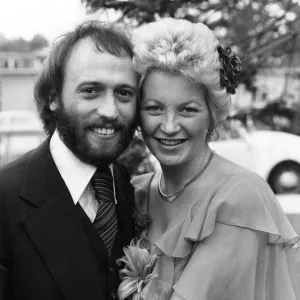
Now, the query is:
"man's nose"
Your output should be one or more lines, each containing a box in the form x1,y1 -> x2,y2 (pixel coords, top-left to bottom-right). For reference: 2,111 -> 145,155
96,92 -> 119,120
161,113 -> 180,134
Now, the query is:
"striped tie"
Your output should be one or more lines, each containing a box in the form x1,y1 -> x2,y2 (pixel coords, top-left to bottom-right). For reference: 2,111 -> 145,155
91,168 -> 118,256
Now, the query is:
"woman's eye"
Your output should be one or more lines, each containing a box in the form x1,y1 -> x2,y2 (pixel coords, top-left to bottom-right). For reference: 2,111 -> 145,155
182,107 -> 198,113
145,106 -> 162,113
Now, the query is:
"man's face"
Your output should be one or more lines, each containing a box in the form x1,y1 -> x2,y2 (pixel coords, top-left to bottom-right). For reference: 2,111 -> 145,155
51,37 -> 138,166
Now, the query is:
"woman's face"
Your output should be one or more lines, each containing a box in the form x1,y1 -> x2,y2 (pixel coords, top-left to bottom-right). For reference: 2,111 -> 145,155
140,70 -> 210,168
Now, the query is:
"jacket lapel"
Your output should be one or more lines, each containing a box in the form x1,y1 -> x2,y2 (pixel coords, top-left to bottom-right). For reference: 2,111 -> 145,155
111,163 -> 135,259
20,140 -> 106,300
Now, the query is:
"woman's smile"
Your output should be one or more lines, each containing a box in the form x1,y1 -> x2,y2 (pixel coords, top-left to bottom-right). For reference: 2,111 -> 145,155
155,138 -> 187,148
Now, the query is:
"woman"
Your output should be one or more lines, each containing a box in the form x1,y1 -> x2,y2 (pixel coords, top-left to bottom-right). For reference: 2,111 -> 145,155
124,18 -> 300,300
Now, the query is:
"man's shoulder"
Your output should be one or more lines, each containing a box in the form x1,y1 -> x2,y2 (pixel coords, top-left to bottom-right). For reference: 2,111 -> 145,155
0,137 -> 50,192
0,150 -> 33,176
0,151 -> 33,191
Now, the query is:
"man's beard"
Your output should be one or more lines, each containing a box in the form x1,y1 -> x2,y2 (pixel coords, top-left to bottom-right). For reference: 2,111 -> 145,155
54,106 -> 136,167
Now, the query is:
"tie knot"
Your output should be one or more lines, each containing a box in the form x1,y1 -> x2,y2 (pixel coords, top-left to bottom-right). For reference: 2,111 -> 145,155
91,168 -> 114,203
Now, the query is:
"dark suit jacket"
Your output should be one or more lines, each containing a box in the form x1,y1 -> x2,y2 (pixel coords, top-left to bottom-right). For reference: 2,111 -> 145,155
0,139 -> 135,300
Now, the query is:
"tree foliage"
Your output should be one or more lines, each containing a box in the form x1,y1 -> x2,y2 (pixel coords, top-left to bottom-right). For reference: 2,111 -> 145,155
82,0 -> 300,92
30,34 -> 49,51
0,34 -> 49,52
81,0 -> 300,174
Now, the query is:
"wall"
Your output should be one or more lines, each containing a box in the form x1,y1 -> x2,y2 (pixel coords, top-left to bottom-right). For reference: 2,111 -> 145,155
0,71 -> 38,111
255,68 -> 300,103
231,68 -> 300,113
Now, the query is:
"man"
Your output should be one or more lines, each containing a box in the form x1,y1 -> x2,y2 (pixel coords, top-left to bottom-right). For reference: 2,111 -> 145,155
0,20 -> 138,300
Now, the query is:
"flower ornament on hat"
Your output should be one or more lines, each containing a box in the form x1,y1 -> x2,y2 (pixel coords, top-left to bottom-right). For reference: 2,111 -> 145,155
217,45 -> 242,94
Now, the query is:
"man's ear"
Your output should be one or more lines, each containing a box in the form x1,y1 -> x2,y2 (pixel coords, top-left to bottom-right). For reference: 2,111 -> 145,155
49,100 -> 58,111
49,91 -> 59,111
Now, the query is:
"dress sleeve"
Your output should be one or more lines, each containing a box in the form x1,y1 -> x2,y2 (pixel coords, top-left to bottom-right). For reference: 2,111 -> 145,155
171,175 -> 300,300
173,221 -> 300,300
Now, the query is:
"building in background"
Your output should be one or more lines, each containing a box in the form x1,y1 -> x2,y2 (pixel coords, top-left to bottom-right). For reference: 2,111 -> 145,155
231,52 -> 300,115
0,48 -> 49,111
0,48 -> 299,115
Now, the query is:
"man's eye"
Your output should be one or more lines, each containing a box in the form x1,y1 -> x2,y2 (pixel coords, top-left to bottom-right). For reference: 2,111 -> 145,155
82,87 -> 96,94
117,90 -> 133,97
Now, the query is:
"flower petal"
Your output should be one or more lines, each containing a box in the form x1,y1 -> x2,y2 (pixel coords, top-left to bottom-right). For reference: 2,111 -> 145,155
118,278 -> 139,300
117,238 -> 158,298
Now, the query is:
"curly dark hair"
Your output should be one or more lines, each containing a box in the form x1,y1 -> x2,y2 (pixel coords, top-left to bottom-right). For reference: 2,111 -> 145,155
34,20 -> 135,136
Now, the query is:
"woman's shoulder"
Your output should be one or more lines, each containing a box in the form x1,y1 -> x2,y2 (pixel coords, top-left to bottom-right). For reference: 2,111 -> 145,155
212,154 -> 276,209
204,153 -> 273,204
211,153 -> 267,184
191,155 -> 298,245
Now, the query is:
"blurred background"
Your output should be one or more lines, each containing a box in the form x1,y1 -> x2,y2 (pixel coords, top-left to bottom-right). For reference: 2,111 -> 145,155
1,1 -> 300,218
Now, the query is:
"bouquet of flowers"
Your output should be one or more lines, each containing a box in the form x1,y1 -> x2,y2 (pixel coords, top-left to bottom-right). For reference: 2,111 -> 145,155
117,237 -> 158,300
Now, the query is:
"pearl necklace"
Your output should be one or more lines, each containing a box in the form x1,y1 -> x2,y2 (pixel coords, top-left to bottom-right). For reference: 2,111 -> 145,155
158,151 -> 214,202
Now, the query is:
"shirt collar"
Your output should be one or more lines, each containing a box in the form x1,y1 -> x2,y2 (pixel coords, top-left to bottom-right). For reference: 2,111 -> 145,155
50,130 -> 96,205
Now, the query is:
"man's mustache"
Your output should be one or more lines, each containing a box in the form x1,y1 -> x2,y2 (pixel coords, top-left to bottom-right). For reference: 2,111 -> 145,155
86,119 -> 125,129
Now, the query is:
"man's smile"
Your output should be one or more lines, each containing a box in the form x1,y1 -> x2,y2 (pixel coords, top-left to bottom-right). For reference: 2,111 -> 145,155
90,127 -> 116,136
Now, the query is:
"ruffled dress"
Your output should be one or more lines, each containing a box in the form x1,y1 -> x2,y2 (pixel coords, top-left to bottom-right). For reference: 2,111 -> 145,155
132,153 -> 300,300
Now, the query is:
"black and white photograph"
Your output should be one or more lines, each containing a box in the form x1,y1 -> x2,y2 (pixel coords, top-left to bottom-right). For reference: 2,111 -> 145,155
0,1 -> 300,299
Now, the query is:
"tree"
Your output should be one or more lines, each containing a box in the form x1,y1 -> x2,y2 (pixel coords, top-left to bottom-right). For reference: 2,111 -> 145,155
0,34 -> 49,52
81,0 -> 300,92
30,34 -> 49,51
82,0 -> 300,175
0,37 -> 30,52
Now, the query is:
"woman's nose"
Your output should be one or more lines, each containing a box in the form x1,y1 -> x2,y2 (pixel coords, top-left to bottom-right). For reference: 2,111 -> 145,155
96,92 -> 119,121
160,114 -> 180,134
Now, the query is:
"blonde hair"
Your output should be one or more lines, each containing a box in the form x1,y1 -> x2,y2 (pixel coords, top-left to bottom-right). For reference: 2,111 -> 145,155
133,18 -> 231,128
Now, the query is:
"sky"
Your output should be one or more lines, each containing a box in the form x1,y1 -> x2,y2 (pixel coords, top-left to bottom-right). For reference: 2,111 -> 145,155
1,0 -> 298,43
0,0 -> 110,42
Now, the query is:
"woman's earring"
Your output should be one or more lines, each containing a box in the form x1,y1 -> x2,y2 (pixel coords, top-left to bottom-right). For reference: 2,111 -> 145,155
208,128 -> 215,136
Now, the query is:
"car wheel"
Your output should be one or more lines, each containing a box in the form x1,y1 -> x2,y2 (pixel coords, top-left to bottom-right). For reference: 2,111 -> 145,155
269,162 -> 300,194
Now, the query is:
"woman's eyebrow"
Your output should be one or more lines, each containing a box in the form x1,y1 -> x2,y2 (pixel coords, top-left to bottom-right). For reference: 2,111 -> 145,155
179,100 -> 202,106
143,98 -> 161,103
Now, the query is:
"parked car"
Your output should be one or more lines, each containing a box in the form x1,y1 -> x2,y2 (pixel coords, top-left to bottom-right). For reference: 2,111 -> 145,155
149,120 -> 300,194
210,120 -> 300,194
0,110 -> 45,163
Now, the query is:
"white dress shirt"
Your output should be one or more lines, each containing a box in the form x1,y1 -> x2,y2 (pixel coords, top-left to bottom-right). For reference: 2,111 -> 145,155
49,130 -> 117,223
